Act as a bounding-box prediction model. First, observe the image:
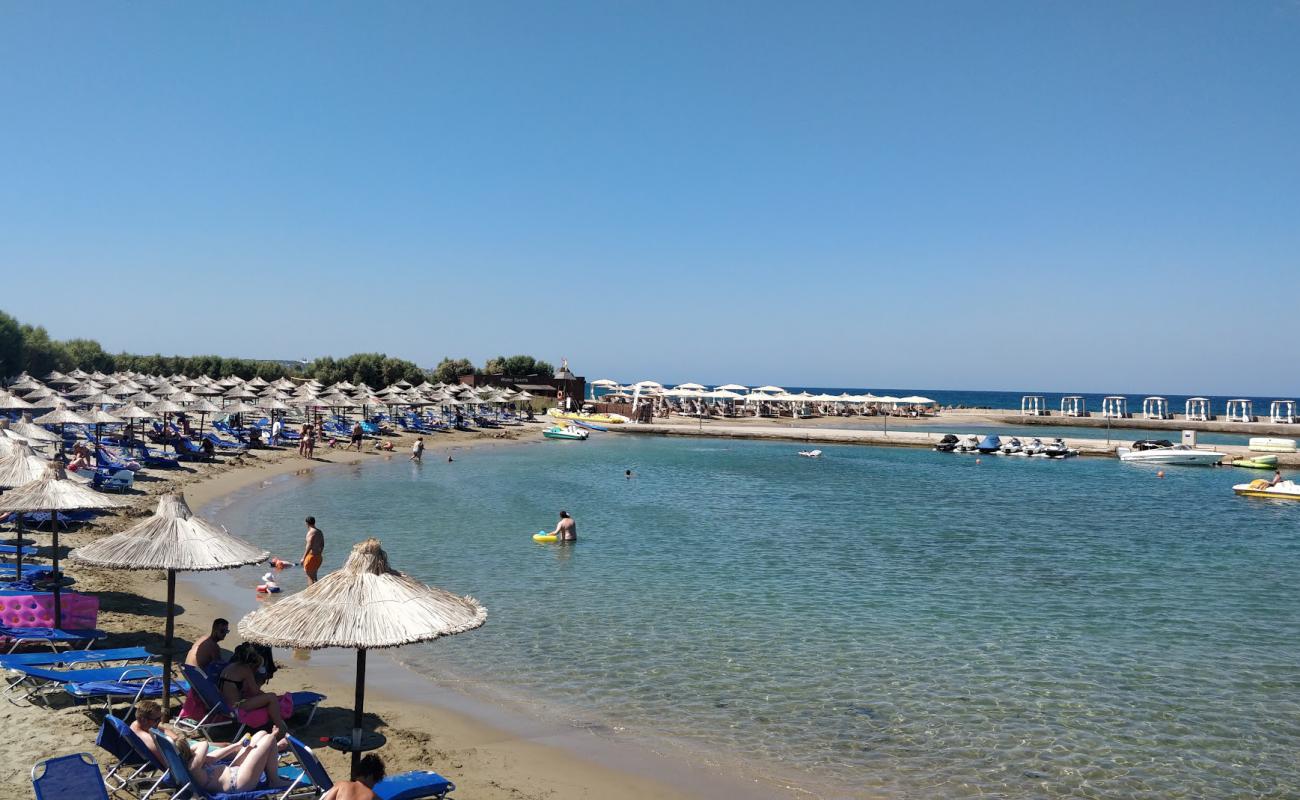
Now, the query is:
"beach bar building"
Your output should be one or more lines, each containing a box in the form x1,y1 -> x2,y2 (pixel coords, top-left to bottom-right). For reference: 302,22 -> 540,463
1226,399 -> 1255,423
1270,400 -> 1295,424
1100,396 -> 1129,419
1185,397 -> 1212,421
1061,395 -> 1087,417
1020,395 -> 1047,416
1142,396 -> 1172,420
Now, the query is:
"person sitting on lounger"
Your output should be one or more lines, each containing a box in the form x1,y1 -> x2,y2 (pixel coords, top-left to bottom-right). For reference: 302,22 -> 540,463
218,643 -> 291,738
175,729 -> 286,793
186,618 -> 230,674
130,699 -> 167,763
321,754 -> 386,800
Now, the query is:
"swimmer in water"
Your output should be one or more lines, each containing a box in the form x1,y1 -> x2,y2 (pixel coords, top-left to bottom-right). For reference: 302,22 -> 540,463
625,469 -> 632,479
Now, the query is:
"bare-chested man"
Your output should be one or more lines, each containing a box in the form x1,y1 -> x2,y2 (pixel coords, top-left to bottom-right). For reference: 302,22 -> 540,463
185,618 -> 230,672
302,517 -> 324,584
320,754 -> 386,800
548,510 -> 577,543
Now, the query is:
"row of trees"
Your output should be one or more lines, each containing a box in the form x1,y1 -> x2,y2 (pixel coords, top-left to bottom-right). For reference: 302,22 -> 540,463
1,309 -> 556,390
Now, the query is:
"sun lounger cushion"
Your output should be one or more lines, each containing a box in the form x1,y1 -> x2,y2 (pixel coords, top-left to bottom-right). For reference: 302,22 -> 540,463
0,592 -> 99,630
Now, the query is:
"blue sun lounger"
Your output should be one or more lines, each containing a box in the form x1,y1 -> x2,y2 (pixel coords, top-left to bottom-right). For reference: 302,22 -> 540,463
0,625 -> 105,653
0,543 -> 39,557
151,730 -> 313,800
31,752 -> 111,800
97,715 -> 170,800
0,645 -> 152,670
286,735 -> 455,800
68,673 -> 189,715
7,662 -> 164,704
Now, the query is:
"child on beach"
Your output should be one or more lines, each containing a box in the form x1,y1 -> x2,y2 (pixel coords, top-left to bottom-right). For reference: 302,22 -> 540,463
410,437 -> 424,462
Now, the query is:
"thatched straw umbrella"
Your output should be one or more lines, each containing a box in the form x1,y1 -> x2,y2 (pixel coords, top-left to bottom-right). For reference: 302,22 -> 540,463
71,493 -> 269,718
0,462 -> 130,626
0,392 -> 39,413
115,404 -> 154,446
239,538 -> 486,770
0,442 -> 52,579
34,407 -> 92,458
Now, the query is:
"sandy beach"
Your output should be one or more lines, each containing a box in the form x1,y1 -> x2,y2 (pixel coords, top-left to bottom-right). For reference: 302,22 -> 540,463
1,427 -> 756,800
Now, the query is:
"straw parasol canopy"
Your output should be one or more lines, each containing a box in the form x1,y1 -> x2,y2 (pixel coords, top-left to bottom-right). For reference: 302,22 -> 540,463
0,392 -> 38,411
240,538 -> 485,769
34,407 -> 92,426
71,493 -> 269,718
0,462 -> 131,625
0,441 -> 50,489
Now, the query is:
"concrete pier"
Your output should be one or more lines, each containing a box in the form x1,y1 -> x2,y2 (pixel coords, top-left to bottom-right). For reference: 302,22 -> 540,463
607,421 -> 1300,466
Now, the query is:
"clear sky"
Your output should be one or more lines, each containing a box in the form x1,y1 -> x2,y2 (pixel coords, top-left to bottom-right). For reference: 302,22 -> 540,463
2,2 -> 1297,394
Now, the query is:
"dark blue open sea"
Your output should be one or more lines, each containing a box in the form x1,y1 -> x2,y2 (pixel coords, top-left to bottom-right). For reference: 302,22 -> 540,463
212,435 -> 1300,798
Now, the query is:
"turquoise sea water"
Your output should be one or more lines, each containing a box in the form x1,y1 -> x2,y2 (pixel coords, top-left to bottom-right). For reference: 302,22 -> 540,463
212,436 -> 1300,798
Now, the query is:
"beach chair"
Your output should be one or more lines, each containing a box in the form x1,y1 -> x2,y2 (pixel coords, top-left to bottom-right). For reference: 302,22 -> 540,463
67,672 -> 188,715
0,624 -> 105,653
176,664 -> 325,741
0,646 -> 153,697
285,735 -> 456,800
150,730 -> 313,800
93,467 -> 136,492
98,715 -> 170,799
31,752 -> 111,800
0,542 -> 39,557
203,432 -> 248,451
6,661 -> 163,705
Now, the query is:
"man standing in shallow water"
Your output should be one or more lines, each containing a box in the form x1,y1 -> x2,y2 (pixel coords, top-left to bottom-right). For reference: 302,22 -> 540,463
302,516 -> 324,584
547,510 -> 577,543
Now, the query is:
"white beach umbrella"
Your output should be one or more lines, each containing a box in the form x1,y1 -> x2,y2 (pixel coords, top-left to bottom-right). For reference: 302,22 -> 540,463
753,385 -> 785,394
714,384 -> 749,392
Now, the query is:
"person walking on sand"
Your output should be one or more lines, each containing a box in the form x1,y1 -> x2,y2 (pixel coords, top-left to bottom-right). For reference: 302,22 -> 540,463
349,421 -> 364,452
410,437 -> 424,463
301,517 -> 324,584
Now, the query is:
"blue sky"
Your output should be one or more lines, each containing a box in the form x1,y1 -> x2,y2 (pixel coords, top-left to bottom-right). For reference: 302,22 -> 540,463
2,2 -> 1297,394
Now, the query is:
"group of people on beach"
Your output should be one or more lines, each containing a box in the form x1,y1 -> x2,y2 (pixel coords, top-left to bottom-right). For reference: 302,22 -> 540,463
132,615 -> 385,798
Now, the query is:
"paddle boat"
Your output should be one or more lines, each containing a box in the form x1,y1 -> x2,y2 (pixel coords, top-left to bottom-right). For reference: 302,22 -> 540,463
1233,478 -> 1300,500
1116,441 -> 1225,465
542,424 -> 589,441
1231,454 -> 1279,470
547,409 -> 629,425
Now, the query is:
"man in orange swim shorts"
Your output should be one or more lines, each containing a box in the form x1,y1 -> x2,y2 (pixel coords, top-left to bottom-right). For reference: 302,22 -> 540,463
301,516 -> 324,584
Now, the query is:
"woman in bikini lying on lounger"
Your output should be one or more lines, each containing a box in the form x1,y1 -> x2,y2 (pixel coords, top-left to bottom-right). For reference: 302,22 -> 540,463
175,730 -> 287,793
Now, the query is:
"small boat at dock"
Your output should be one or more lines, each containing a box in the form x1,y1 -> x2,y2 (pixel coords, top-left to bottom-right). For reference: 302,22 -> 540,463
976,434 -> 1002,454
543,424 -> 589,441
1231,455 -> 1279,469
548,409 -> 629,425
1116,442 -> 1225,465
933,434 -> 960,452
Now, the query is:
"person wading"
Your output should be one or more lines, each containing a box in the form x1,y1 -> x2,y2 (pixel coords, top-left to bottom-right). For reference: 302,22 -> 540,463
302,517 -> 324,584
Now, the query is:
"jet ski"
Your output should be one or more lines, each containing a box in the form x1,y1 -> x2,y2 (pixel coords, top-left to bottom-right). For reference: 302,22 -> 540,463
955,435 -> 981,453
1000,437 -> 1022,455
976,434 -> 1003,454
1040,437 -> 1078,458
933,434 -> 960,453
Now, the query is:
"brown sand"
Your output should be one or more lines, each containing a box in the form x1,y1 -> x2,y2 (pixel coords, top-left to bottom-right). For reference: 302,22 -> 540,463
2,427 -> 757,799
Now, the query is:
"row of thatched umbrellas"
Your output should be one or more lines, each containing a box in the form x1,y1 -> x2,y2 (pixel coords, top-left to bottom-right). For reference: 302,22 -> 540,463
0,466 -> 485,770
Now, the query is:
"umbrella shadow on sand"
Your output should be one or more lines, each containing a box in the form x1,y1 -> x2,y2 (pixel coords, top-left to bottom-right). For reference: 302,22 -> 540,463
93,589 -> 180,619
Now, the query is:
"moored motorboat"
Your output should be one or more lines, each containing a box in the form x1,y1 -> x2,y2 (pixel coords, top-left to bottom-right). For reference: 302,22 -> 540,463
1233,479 -> 1300,499
542,424 -> 589,440
1039,438 -> 1078,459
1019,438 -> 1045,457
933,434 -> 960,453
1116,443 -> 1225,465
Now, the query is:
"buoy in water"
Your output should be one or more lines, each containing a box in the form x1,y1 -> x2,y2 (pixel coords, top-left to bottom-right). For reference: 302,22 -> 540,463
975,458 -> 981,465
1157,470 -> 1165,478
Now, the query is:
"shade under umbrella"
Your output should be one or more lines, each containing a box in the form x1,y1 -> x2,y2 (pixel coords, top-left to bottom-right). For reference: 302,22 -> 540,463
0,462 -> 130,626
71,493 -> 269,718
239,538 -> 485,770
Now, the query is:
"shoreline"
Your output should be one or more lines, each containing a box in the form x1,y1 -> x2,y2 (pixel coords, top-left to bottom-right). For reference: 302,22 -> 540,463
0,427 -> 766,800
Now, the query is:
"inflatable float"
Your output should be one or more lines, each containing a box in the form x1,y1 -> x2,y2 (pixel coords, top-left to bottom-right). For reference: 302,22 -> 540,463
533,530 -> 558,543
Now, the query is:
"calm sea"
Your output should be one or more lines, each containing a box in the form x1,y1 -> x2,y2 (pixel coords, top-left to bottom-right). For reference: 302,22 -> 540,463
212,435 -> 1300,798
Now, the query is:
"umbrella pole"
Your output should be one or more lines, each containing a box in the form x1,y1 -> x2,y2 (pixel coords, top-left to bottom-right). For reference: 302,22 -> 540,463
51,509 -> 61,629
14,513 -> 23,580
162,568 -> 176,720
352,648 -> 367,774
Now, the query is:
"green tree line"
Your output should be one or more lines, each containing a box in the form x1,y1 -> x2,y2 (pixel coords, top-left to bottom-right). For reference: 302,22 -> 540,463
1,309 -> 555,389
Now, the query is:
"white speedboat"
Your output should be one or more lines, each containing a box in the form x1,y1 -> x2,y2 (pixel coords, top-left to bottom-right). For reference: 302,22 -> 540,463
1116,443 -> 1226,466
1234,479 -> 1300,499
798,449 -> 822,458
